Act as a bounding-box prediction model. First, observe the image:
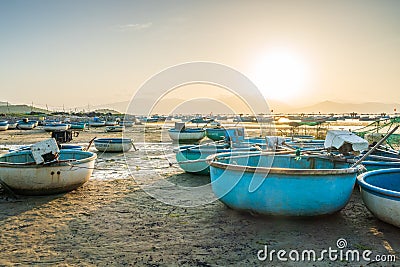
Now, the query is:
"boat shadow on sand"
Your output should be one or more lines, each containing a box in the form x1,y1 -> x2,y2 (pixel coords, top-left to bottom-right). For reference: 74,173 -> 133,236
0,189 -> 68,218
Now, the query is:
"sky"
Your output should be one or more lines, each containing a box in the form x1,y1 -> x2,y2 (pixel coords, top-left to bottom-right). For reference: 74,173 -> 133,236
1,0 -> 400,112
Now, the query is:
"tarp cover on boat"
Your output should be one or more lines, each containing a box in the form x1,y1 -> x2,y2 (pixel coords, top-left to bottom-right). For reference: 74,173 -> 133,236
324,130 -> 369,152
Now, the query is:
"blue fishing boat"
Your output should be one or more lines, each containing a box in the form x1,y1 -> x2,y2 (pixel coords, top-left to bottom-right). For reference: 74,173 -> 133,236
17,119 -> 36,130
70,122 -> 87,130
205,128 -> 226,141
357,168 -> 400,228
205,127 -> 245,142
360,156 -> 400,171
208,151 -> 359,216
59,144 -> 84,150
89,117 -> 106,127
174,144 -> 259,175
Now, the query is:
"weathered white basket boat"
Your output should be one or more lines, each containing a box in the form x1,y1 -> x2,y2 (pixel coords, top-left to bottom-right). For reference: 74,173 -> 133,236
94,138 -> 133,152
105,126 -> 124,132
43,123 -> 70,132
0,121 -> 8,131
168,128 -> 205,143
0,149 -> 96,195
7,122 -> 18,130
357,168 -> 400,228
17,121 -> 36,130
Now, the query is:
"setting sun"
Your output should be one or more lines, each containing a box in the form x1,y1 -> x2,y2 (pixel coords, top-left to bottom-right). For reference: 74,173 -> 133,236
250,49 -> 311,103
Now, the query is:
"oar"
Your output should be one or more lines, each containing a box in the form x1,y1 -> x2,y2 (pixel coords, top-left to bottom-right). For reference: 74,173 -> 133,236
351,125 -> 399,168
131,140 -> 138,151
85,137 -> 97,151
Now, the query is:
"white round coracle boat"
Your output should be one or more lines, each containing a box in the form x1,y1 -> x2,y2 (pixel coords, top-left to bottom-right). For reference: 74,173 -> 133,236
0,149 -> 97,195
94,138 -> 133,152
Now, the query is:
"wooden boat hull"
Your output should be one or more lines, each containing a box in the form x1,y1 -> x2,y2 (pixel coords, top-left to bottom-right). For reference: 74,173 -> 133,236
208,152 -> 359,216
357,168 -> 400,228
168,128 -> 205,143
0,149 -> 96,195
94,138 -> 133,152
0,125 -> 8,131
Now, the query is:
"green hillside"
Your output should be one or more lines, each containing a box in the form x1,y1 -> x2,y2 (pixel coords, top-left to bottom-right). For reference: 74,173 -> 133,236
0,104 -> 49,114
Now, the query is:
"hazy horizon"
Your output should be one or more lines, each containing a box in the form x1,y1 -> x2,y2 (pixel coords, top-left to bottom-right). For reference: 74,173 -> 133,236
1,1 -> 400,112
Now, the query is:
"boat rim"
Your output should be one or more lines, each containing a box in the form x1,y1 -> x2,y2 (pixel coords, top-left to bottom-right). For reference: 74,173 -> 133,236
357,168 -> 400,199
206,151 -> 359,176
168,128 -> 205,132
94,138 -> 132,143
0,149 -> 97,168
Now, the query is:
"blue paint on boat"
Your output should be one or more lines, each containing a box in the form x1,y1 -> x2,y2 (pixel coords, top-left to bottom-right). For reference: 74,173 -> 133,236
59,144 -> 84,150
94,138 -> 132,144
174,144 -> 258,175
209,151 -> 359,216
362,160 -> 400,171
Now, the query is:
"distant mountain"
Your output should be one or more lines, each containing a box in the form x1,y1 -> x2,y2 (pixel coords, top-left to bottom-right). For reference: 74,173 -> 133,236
86,99 -> 400,115
292,101 -> 399,114
0,104 -> 49,114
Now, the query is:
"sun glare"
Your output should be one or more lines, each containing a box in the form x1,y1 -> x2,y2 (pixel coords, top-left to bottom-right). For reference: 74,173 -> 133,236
250,49 -> 311,103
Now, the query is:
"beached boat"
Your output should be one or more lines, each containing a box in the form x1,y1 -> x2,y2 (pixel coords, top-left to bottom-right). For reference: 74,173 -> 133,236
105,126 -> 124,132
357,168 -> 400,228
70,122 -> 86,130
59,144 -> 84,150
105,120 -> 118,126
168,128 -> 205,143
0,149 -> 96,195
205,128 -> 226,141
168,122 -> 205,143
119,121 -> 134,127
0,121 -> 8,131
359,155 -> 400,171
89,121 -> 106,127
174,144 -> 259,175
43,123 -> 70,132
89,117 -> 106,127
7,122 -> 18,130
94,138 -> 133,152
208,151 -> 359,216
17,119 -> 36,130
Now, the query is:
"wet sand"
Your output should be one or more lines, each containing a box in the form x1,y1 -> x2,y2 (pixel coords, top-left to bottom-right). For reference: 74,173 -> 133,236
0,126 -> 399,266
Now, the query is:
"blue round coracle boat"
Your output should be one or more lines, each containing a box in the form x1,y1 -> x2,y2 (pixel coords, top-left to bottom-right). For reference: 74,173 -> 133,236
208,151 -> 360,216
174,144 -> 258,175
357,168 -> 400,228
